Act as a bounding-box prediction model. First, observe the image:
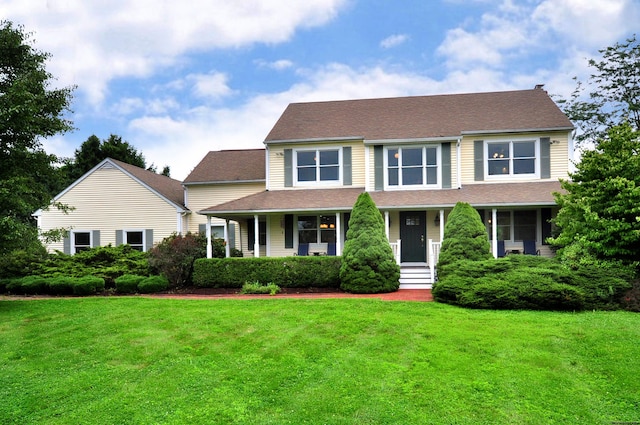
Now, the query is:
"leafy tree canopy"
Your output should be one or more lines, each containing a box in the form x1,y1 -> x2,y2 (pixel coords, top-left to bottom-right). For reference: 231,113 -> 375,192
0,21 -> 74,254
550,122 -> 640,268
559,34 -> 639,146
61,133 -> 171,185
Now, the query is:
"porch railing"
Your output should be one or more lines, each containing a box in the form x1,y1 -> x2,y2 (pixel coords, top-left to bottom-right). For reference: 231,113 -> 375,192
428,240 -> 441,268
389,239 -> 401,264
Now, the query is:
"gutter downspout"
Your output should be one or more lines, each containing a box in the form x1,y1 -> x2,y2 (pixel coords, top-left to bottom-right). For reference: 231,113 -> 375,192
456,138 -> 462,189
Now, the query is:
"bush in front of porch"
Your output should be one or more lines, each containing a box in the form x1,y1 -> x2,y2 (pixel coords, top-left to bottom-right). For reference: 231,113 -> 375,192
339,192 -> 400,293
433,255 -> 632,311
437,202 -> 493,269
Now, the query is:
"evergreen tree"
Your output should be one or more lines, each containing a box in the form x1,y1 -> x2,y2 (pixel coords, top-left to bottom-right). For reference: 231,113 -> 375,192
339,192 -> 400,293
437,202 -> 492,270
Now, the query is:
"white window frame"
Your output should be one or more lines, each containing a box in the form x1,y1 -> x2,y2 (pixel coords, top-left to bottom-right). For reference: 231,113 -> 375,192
124,229 -> 145,251
383,145 -> 441,190
293,147 -> 343,186
485,138 -> 540,180
71,230 -> 92,254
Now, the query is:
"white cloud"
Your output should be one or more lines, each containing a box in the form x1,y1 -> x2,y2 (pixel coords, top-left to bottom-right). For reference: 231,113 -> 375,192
187,72 -> 234,100
380,34 -> 409,49
0,0 -> 348,104
533,0 -> 640,48
255,59 -> 295,70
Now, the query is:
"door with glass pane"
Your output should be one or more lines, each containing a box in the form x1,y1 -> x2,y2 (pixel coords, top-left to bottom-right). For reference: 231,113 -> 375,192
400,211 -> 426,263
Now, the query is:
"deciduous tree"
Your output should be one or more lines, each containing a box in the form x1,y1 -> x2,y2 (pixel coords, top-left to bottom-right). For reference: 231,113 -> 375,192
0,21 -> 74,254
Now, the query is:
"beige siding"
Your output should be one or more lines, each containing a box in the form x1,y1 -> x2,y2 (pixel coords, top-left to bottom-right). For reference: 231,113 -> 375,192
185,182 -> 264,233
267,141 -> 365,191
39,167 -> 180,252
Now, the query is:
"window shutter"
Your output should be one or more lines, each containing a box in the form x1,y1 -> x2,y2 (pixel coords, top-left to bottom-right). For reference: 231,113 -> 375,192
92,230 -> 100,247
540,137 -> 551,179
115,230 -> 123,246
247,219 -> 255,249
229,223 -> 236,249
441,142 -> 451,188
343,147 -> 352,186
63,235 -> 70,255
374,145 -> 383,190
145,229 -> 154,251
284,214 -> 294,248
284,149 -> 293,187
474,140 -> 484,181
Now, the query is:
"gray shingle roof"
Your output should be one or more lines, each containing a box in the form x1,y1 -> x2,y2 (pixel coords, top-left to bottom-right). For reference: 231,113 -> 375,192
183,149 -> 266,184
265,88 -> 573,142
109,158 -> 186,208
199,181 -> 562,216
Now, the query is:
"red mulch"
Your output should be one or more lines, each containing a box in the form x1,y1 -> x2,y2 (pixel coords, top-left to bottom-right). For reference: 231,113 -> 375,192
149,287 -> 433,302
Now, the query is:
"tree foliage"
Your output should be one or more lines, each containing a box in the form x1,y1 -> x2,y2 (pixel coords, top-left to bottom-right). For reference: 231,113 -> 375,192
550,122 -> 640,268
559,34 -> 639,146
0,21 -> 74,254
437,202 -> 492,270
61,134 -> 149,185
339,192 -> 400,293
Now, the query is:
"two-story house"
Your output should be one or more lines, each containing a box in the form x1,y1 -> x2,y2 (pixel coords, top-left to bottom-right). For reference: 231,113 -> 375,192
198,87 -> 574,287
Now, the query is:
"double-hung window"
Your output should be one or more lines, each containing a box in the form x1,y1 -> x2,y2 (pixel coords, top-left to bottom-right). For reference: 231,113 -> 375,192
386,146 -> 438,188
298,215 -> 336,244
295,149 -> 340,184
487,140 -> 537,177
72,231 -> 91,254
488,210 -> 537,242
125,230 -> 144,251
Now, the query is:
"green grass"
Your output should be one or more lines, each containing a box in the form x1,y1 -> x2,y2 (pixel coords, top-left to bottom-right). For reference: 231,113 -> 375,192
1,298 -> 639,424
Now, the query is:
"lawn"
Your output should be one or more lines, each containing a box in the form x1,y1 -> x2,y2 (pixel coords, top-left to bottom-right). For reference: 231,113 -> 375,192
1,297 -> 639,424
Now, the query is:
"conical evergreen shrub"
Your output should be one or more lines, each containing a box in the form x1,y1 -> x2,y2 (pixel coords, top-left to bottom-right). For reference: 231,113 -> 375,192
437,202 -> 492,272
339,192 -> 400,293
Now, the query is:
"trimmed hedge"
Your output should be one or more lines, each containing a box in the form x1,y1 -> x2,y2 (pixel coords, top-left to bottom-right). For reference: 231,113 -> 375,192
433,255 -> 632,311
114,274 -> 146,294
138,275 -> 169,293
193,257 -> 342,288
72,276 -> 106,296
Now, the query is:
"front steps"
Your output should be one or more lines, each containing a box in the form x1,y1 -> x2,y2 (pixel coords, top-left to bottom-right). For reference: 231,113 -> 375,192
399,263 -> 433,289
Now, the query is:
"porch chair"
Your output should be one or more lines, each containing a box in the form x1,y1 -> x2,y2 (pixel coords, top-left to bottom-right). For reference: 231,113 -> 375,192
523,240 -> 540,256
296,243 -> 309,256
497,240 -> 507,258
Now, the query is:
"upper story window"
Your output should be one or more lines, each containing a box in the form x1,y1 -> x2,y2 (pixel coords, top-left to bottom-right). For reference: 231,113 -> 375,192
295,148 -> 341,185
386,146 -> 439,188
487,140 -> 537,178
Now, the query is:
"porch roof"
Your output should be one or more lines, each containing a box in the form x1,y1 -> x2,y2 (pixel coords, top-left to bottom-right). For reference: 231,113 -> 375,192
198,181 -> 562,218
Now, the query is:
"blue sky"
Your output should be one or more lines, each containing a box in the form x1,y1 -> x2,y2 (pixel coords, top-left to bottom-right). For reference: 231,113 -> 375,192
2,0 -> 638,180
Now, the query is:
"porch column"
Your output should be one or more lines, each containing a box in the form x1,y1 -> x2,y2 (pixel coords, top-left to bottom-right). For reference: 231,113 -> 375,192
335,212 -> 342,255
491,208 -> 498,258
439,209 -> 445,241
224,219 -> 231,258
254,214 -> 260,257
384,210 -> 390,240
206,216 -> 212,259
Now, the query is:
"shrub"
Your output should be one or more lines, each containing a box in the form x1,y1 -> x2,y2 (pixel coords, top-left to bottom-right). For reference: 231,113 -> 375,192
34,245 -> 149,287
0,246 -> 47,279
437,202 -> 492,269
339,192 -> 400,293
138,275 -> 169,294
193,257 -> 341,288
47,277 -> 75,295
19,276 -> 49,295
73,276 -> 105,296
240,281 -> 281,295
115,274 -> 145,294
148,233 -> 206,288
